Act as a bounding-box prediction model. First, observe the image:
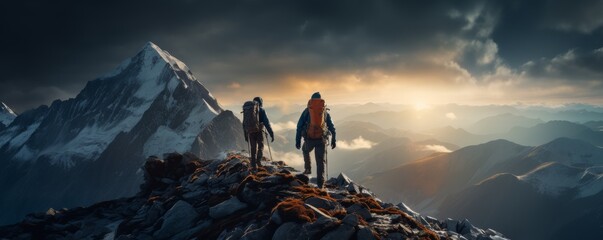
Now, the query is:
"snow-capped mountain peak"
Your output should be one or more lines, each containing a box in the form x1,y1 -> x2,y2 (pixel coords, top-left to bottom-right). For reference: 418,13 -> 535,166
1,102 -> 16,116
137,41 -> 196,82
102,41 -> 196,84
1,42 -> 228,166
0,42 -> 245,225
0,101 -> 17,126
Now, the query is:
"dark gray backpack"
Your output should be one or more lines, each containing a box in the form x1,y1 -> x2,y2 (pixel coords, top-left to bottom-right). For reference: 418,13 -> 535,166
242,101 -> 261,133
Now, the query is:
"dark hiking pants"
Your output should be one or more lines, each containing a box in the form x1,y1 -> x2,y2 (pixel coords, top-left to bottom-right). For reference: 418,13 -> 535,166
302,138 -> 326,188
249,131 -> 264,169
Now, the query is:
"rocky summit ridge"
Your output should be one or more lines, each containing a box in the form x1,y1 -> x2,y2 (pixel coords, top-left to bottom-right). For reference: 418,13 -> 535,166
0,153 -> 507,240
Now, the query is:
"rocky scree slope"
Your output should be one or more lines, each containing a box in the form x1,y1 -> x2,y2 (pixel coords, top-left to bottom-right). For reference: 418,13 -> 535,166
0,153 -> 507,240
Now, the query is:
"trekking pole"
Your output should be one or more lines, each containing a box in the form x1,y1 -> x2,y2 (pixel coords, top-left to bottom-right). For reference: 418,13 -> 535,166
247,133 -> 252,158
264,130 -> 273,161
325,140 -> 329,181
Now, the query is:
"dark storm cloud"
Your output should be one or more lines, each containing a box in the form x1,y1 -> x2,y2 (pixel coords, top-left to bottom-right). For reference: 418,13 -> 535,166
522,47 -> 603,81
491,0 -> 603,67
1,0 -> 602,112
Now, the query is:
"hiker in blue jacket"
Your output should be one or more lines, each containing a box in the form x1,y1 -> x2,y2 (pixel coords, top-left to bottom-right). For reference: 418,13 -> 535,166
295,92 -> 336,188
243,97 -> 274,170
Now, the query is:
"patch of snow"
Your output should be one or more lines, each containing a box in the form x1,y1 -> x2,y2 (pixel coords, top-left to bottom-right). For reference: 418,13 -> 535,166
578,174 -> 603,198
142,100 -> 217,157
466,141 -> 530,182
204,99 -> 219,115
519,162 -> 588,196
167,77 -> 180,93
531,138 -> 603,166
0,102 -> 17,126
6,122 -> 41,149
40,123 -> 122,167
102,220 -> 123,240
1,102 -> 16,115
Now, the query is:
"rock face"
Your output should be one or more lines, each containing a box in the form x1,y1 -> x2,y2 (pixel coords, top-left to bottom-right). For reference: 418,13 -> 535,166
0,42 -> 245,225
0,152 -> 507,240
0,101 -> 16,130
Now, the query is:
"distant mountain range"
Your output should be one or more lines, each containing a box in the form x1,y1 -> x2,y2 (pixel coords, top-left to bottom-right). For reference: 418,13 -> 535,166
0,42 -> 245,225
363,138 -> 603,239
467,113 -> 543,134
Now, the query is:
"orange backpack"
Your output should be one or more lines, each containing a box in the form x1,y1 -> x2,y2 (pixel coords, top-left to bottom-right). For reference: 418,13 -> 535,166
306,98 -> 327,139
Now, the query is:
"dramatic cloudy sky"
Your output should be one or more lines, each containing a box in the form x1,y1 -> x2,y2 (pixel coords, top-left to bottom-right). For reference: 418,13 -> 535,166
1,0 -> 602,112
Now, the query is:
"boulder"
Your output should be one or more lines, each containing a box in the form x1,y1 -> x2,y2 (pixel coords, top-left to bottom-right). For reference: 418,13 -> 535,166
144,157 -> 165,180
396,202 -> 419,218
304,197 -> 337,210
445,218 -> 459,232
342,214 -> 359,226
295,174 -> 310,185
357,225 -> 377,240
335,173 -> 353,187
209,197 -> 248,219
272,222 -> 308,240
270,210 -> 283,225
321,223 -> 355,240
154,200 -> 198,239
241,223 -> 275,240
346,203 -> 372,220
347,183 -> 361,193
304,215 -> 339,237
304,203 -> 332,219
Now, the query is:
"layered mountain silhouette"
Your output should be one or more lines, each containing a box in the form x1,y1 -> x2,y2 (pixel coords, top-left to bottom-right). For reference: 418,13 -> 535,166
0,152 -> 507,240
468,113 -> 543,135
364,138 -> 603,240
0,42 -> 245,224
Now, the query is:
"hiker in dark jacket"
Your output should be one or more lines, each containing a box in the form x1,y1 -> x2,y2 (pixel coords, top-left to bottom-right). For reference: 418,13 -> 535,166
295,92 -> 336,188
243,97 -> 274,170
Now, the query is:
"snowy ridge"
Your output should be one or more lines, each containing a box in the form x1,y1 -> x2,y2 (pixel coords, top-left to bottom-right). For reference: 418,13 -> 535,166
510,138 -> 603,197
516,161 -> 603,198
518,162 -> 587,196
527,137 -> 603,166
0,101 -> 17,126
143,42 -> 197,81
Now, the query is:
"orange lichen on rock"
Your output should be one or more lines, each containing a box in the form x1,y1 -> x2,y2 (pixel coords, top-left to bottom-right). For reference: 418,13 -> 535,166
254,169 -> 271,178
325,208 -> 347,219
184,160 -> 203,174
272,198 -> 317,223
356,213 -> 369,226
274,172 -> 295,183
188,167 -> 206,183
147,196 -> 161,203
355,194 -> 383,210
372,207 -> 439,240
292,186 -> 335,202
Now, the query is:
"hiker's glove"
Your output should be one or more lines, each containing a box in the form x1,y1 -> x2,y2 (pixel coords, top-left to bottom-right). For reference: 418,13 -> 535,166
331,139 -> 336,149
295,141 -> 301,150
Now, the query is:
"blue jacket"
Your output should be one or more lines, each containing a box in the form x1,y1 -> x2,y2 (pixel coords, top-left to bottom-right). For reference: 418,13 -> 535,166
295,108 -> 336,145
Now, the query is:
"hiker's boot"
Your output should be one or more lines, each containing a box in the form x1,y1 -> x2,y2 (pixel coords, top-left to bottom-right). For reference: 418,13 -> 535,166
303,169 -> 311,175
